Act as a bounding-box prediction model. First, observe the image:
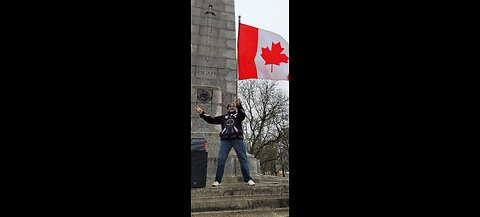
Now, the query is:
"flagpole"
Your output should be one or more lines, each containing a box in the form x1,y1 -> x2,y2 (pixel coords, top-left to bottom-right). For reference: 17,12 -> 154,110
236,15 -> 241,100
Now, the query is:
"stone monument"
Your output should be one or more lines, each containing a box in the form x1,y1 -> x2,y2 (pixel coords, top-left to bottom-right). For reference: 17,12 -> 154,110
191,0 -> 262,183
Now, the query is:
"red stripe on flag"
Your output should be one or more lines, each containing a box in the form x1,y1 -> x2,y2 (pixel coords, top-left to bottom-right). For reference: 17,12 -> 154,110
237,23 -> 258,80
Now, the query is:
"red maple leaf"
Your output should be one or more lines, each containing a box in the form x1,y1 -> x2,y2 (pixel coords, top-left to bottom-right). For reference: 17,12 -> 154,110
260,42 -> 289,73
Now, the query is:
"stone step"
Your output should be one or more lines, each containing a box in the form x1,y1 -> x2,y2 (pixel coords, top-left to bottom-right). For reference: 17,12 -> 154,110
204,175 -> 289,185
191,194 -> 289,212
191,207 -> 289,217
191,182 -> 289,198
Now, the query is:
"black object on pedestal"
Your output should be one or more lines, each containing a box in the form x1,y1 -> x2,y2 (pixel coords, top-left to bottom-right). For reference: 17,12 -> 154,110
191,138 -> 208,188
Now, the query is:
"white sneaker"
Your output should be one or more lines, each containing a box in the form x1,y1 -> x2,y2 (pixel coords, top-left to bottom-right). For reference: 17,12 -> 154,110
212,181 -> 221,187
247,180 -> 255,186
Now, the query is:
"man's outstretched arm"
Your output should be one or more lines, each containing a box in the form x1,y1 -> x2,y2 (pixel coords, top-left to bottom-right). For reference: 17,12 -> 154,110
195,105 -> 221,124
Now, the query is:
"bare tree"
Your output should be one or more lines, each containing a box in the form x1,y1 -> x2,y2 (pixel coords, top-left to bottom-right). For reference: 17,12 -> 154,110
238,80 -> 289,175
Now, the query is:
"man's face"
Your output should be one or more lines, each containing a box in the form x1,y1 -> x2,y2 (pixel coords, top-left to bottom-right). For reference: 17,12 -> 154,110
227,104 -> 236,112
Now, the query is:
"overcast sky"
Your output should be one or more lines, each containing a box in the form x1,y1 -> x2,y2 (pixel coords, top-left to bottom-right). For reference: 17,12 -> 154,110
234,0 -> 289,95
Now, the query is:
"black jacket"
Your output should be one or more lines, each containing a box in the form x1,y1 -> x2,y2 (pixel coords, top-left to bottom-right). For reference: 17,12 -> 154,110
199,104 -> 246,140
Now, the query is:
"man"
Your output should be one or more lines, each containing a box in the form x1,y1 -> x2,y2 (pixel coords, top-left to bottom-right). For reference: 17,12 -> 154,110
195,98 -> 255,187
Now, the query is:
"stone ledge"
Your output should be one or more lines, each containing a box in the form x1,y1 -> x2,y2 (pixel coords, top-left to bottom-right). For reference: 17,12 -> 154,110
191,207 -> 289,217
191,183 -> 289,198
191,195 -> 289,212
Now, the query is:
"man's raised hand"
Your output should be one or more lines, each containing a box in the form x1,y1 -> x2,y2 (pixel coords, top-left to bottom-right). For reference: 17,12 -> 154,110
195,105 -> 203,114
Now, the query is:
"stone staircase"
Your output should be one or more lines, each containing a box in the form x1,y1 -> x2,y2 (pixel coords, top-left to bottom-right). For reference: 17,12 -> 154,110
191,175 -> 289,217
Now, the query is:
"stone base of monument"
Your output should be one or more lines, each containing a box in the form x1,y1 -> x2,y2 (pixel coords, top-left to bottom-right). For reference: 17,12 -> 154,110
193,153 -> 289,216
191,175 -> 289,217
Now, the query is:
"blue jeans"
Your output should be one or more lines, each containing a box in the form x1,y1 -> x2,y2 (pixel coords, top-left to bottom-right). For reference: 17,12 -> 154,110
215,139 -> 253,183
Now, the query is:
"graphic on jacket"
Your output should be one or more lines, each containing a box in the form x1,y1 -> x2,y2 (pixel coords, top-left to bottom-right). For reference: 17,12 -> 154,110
221,113 -> 239,137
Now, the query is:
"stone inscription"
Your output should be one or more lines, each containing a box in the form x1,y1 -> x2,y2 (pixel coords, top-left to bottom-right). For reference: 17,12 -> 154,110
192,65 -> 228,80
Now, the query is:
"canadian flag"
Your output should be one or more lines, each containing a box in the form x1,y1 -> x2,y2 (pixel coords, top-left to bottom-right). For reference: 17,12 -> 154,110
237,23 -> 289,81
